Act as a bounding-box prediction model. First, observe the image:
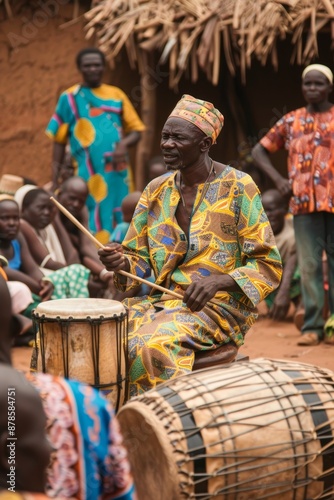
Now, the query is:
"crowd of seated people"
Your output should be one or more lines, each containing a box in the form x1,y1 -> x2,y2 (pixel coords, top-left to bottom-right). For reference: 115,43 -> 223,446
0,153 -> 168,346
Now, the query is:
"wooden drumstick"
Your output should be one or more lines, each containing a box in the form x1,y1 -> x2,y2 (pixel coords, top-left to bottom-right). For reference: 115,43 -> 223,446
50,196 -> 186,301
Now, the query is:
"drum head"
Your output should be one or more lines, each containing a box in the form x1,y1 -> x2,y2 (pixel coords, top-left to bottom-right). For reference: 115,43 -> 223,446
118,401 -> 179,500
33,298 -> 126,319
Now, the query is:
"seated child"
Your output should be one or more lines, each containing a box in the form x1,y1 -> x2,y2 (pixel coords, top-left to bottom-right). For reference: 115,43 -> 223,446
108,191 -> 144,300
261,189 -> 301,321
110,191 -> 142,244
146,155 -> 167,184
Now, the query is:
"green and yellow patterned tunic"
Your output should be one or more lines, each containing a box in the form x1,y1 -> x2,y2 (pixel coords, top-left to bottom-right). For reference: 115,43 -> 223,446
115,166 -> 282,396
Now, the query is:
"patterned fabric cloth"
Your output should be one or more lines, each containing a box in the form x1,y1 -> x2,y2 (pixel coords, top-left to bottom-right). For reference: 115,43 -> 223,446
46,84 -> 145,244
113,166 -> 282,396
7,239 -> 90,301
25,372 -> 136,500
260,106 -> 334,215
169,94 -> 224,143
110,222 -> 130,244
43,265 -> 90,300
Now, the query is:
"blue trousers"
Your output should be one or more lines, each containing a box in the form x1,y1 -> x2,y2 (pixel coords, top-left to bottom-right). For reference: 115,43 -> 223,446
293,212 -> 334,337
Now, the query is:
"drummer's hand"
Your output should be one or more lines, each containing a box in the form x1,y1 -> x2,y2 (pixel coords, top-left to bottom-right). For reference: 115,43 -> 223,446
39,280 -> 54,301
183,276 -> 220,312
98,243 -> 129,273
183,275 -> 239,312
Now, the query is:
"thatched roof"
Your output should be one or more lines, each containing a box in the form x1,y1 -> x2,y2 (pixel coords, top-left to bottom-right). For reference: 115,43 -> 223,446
85,0 -> 334,87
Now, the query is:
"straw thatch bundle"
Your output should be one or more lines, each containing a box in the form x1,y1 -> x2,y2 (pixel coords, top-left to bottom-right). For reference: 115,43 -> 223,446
85,0 -> 334,87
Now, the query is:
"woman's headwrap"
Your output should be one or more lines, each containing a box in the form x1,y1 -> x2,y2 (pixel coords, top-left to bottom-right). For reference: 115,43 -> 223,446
0,174 -> 24,196
302,64 -> 333,84
0,194 -> 15,203
14,184 -> 38,212
168,94 -> 224,144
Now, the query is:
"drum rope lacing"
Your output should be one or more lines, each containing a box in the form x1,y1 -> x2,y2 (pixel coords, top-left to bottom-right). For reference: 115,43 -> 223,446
32,309 -> 130,413
132,361 -> 334,499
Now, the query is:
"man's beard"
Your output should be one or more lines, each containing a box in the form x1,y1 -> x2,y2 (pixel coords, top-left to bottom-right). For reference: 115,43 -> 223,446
166,160 -> 184,171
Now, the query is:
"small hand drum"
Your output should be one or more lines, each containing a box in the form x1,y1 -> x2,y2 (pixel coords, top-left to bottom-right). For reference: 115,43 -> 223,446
32,298 -> 128,411
118,358 -> 334,499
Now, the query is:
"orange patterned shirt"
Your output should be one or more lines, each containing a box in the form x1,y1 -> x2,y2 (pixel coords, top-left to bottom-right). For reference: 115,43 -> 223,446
260,106 -> 334,215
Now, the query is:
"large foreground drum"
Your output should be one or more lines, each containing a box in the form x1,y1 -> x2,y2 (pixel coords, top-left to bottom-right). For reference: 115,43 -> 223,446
33,298 -> 128,411
118,358 -> 334,499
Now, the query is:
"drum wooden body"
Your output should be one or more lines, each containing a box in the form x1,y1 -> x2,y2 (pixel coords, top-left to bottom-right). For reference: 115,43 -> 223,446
33,298 -> 128,411
118,358 -> 334,499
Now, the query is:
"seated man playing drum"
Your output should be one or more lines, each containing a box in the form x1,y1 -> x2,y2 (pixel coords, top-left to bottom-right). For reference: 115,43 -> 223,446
98,95 -> 282,397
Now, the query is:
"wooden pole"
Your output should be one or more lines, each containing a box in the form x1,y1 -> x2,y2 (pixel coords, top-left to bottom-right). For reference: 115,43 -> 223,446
135,51 -> 157,190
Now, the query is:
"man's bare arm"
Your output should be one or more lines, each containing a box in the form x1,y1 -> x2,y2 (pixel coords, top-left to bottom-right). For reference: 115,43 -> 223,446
252,143 -> 291,197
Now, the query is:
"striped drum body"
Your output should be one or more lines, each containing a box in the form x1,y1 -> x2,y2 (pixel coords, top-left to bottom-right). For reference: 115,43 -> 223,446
118,358 -> 334,499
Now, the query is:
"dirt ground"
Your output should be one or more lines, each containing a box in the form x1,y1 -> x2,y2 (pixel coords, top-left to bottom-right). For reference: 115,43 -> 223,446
11,312 -> 334,374
240,316 -> 334,371
237,302 -> 334,371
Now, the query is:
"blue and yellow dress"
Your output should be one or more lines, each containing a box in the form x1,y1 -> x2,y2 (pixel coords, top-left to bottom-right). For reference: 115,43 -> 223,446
46,84 -> 145,244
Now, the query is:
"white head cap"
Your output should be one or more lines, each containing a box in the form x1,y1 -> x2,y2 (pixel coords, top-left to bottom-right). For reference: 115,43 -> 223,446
302,64 -> 333,84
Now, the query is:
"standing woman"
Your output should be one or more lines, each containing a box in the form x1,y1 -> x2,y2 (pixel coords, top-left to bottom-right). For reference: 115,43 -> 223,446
252,64 -> 334,346
46,47 -> 145,244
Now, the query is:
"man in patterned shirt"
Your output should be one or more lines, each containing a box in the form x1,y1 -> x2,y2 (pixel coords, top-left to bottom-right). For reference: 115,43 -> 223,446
99,94 -> 282,396
252,64 -> 334,346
